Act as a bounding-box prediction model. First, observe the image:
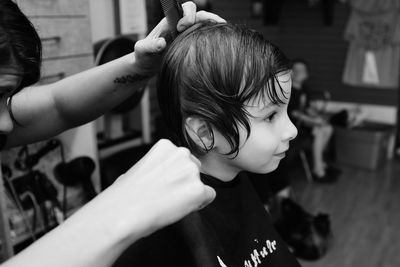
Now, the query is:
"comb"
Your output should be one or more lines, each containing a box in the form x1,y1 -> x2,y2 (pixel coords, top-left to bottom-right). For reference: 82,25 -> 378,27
159,0 -> 183,39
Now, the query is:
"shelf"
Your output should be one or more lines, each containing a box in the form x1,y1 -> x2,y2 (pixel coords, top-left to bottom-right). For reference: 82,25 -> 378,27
97,130 -> 141,149
98,131 -> 144,159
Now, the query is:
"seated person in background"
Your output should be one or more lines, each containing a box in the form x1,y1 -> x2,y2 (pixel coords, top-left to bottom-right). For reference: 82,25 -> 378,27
289,59 -> 340,182
111,22 -> 301,267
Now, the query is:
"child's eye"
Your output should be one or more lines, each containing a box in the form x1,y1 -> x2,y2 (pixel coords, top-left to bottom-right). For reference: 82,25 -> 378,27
264,111 -> 277,122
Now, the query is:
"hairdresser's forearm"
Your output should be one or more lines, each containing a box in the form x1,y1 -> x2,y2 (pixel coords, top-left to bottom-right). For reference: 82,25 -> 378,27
6,53 -> 150,148
51,53 -> 149,127
1,192 -> 138,267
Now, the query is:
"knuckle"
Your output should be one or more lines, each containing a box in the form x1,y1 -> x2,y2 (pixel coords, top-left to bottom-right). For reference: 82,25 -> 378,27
187,161 -> 199,173
157,139 -> 172,147
158,139 -> 176,151
177,147 -> 190,157
192,181 -> 205,195
134,39 -> 145,51
178,161 -> 199,179
150,139 -> 170,154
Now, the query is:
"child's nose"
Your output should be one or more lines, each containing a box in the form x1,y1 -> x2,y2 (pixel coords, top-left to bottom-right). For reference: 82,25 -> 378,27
282,117 -> 298,142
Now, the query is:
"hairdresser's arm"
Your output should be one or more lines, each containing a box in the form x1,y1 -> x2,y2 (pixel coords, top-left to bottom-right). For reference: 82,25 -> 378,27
5,4 -> 225,148
1,140 -> 215,267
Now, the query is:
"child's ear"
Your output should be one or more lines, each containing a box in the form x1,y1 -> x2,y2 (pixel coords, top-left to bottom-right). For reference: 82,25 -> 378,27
185,117 -> 213,150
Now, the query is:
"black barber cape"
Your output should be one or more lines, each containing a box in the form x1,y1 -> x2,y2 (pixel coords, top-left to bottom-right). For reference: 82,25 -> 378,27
112,173 -> 301,267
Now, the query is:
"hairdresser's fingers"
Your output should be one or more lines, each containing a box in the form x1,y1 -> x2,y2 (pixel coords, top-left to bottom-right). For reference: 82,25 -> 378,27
177,1 -> 197,32
134,37 -> 166,55
195,10 -> 226,23
147,18 -> 168,39
197,185 -> 216,210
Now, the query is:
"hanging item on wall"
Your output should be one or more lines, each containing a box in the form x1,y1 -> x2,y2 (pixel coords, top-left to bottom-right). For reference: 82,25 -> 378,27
361,51 -> 379,85
342,3 -> 400,89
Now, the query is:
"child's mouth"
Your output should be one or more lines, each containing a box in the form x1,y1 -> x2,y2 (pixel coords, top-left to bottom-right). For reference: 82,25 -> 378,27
274,151 -> 286,158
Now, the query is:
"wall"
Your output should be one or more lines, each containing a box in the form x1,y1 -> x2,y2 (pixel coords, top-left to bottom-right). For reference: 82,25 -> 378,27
89,0 -> 116,43
89,0 -> 162,42
213,0 -> 399,107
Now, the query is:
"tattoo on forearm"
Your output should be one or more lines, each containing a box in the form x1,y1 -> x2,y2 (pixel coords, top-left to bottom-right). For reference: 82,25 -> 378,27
113,74 -> 149,84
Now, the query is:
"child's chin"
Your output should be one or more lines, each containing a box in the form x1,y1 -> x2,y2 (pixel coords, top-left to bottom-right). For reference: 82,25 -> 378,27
251,161 -> 280,174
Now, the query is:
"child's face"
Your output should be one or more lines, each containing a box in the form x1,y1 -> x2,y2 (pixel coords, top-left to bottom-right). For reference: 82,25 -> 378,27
214,72 -> 297,175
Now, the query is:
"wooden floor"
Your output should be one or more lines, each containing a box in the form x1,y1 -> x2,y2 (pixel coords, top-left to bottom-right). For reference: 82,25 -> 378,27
291,159 -> 400,267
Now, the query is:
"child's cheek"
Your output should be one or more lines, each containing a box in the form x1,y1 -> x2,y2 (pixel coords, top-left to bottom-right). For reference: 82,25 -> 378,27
243,123 -> 279,164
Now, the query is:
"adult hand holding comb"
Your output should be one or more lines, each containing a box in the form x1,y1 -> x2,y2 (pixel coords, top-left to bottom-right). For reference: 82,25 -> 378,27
133,1 -> 225,76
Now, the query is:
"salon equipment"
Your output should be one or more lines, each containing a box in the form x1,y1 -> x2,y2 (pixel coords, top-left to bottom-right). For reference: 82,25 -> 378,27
5,171 -> 59,211
4,170 -> 60,238
335,122 -> 395,170
1,164 -> 36,242
10,140 -> 63,232
54,156 -> 97,201
159,0 -> 183,38
1,164 -> 12,179
15,139 -> 60,171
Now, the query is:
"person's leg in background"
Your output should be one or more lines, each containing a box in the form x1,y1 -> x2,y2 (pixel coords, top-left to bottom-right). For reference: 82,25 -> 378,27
311,124 -> 339,181
312,126 -> 327,177
321,124 -> 333,150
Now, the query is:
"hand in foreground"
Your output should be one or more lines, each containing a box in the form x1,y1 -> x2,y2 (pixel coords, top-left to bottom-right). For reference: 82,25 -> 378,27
96,139 -> 216,243
0,140 -> 214,267
133,1 -> 225,75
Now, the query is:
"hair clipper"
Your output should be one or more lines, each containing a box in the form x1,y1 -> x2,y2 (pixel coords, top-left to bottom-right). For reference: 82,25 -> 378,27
159,0 -> 184,39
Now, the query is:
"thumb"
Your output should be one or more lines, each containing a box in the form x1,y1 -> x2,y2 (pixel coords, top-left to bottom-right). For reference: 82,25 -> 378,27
197,185 -> 216,210
135,38 -> 167,54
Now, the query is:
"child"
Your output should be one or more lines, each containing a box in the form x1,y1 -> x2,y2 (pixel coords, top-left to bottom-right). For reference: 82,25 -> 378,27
112,22 -> 300,267
289,59 -> 340,182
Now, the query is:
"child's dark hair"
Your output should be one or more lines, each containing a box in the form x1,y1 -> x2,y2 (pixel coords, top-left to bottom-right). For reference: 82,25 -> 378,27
0,0 -> 42,90
157,21 -> 291,156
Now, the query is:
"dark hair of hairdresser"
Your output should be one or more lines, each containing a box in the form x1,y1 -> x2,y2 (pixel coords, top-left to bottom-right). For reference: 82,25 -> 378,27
0,0 -> 42,90
157,21 -> 291,156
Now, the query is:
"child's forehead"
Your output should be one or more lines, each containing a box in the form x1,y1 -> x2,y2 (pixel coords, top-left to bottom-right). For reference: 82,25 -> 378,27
245,76 -> 292,109
244,98 -> 276,115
